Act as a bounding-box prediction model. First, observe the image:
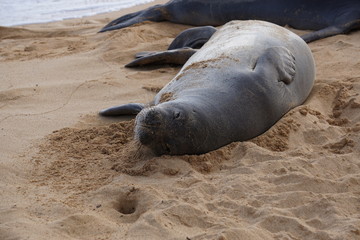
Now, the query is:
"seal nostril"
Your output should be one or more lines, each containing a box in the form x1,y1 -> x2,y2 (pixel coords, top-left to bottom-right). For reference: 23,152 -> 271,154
144,109 -> 162,126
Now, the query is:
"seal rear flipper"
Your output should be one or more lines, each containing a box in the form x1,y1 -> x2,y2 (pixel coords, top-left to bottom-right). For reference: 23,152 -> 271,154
301,19 -> 360,43
99,5 -> 166,32
255,46 -> 296,84
99,103 -> 145,116
125,48 -> 197,67
168,26 -> 217,50
135,51 -> 157,59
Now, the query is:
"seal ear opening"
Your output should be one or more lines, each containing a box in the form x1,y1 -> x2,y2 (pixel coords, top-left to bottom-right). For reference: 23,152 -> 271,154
255,46 -> 296,84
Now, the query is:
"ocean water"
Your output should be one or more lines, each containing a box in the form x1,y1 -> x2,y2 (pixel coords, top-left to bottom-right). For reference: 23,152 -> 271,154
0,0 -> 155,27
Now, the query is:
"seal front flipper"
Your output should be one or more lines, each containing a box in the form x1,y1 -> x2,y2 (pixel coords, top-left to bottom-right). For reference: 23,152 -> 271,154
168,26 -> 217,50
99,103 -> 145,116
125,48 -> 197,67
255,46 -> 296,84
99,5 -> 167,32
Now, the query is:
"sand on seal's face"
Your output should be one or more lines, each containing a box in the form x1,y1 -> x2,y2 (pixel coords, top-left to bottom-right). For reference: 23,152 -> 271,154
1,1 -> 360,239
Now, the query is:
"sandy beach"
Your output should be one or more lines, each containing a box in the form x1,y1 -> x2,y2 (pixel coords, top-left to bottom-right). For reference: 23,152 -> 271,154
1,1 -> 360,239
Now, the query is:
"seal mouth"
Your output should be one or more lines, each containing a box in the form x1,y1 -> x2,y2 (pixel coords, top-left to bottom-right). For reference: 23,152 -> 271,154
135,123 -> 173,155
135,124 -> 156,145
160,142 -> 171,155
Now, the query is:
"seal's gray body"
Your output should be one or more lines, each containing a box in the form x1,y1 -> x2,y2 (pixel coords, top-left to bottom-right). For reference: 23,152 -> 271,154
100,21 -> 315,155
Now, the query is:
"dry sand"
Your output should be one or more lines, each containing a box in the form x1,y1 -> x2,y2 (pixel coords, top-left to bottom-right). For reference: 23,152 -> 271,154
1,1 -> 360,239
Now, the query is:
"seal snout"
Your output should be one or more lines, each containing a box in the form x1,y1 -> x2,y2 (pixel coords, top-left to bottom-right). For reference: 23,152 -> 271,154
140,108 -> 163,127
135,108 -> 164,145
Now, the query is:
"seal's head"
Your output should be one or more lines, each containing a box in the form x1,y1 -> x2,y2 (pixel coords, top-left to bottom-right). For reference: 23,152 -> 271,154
134,101 -> 209,155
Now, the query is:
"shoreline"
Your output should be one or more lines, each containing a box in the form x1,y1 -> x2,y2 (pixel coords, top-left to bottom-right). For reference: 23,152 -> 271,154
15,0 -> 168,30
2,0 -> 161,28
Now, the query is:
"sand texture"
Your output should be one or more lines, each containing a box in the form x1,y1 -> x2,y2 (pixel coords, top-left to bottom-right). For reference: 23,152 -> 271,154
1,1 -> 360,239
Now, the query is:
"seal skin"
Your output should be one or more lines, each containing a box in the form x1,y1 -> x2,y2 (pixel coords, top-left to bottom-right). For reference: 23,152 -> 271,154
99,0 -> 360,43
100,21 -> 315,155
125,48 -> 197,67
167,26 -> 217,50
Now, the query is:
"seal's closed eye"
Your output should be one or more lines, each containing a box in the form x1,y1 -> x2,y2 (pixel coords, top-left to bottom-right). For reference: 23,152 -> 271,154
174,111 -> 181,119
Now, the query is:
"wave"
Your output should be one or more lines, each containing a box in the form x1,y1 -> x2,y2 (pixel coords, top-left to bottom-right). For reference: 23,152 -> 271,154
0,0 -> 155,26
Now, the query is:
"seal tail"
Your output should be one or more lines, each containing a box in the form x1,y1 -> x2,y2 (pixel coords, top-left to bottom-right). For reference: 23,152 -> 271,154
99,5 -> 167,32
99,103 -> 145,116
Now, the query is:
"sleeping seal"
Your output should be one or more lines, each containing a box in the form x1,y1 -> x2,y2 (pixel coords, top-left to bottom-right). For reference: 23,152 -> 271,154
99,0 -> 360,43
99,21 -> 315,155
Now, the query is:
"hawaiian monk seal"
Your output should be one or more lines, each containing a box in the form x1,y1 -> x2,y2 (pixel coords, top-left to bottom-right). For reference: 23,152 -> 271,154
99,0 -> 360,43
99,21 -> 315,155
